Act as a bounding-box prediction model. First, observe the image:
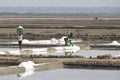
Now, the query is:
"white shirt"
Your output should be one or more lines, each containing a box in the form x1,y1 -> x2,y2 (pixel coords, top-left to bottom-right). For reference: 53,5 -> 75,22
18,35 -> 23,41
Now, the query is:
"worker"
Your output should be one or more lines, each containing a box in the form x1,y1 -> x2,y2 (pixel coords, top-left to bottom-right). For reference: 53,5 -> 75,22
17,26 -> 24,50
64,38 -> 68,46
68,32 -> 73,38
66,40 -> 72,46
64,38 -> 72,46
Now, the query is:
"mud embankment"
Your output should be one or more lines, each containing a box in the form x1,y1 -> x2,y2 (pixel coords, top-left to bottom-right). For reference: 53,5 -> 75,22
0,55 -> 119,68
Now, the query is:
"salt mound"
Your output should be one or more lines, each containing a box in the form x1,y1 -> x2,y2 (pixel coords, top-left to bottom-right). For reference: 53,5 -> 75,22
59,36 -> 67,42
27,61 -> 35,66
18,61 -> 35,70
51,38 -> 57,41
22,39 -> 30,43
59,36 -> 67,44
110,41 -> 119,45
51,38 -> 58,44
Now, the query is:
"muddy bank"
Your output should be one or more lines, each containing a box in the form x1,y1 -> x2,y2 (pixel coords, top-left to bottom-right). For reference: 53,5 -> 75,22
0,43 -> 65,48
0,55 -> 119,68
63,59 -> 120,68
0,57 -> 120,75
0,54 -> 119,75
90,44 -> 120,50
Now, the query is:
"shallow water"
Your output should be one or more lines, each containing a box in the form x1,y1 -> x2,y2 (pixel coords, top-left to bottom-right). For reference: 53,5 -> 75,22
43,50 -> 120,58
0,68 -> 120,80
0,48 -> 120,58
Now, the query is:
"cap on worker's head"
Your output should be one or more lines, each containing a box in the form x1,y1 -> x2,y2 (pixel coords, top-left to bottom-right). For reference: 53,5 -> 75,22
18,26 -> 23,28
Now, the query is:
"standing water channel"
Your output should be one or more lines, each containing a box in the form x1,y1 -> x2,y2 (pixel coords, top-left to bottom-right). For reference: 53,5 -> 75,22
0,48 -> 120,58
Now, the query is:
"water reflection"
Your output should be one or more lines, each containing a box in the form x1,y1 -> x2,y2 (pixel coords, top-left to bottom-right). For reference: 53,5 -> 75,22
65,51 -> 73,56
17,69 -> 34,79
0,68 -> 119,80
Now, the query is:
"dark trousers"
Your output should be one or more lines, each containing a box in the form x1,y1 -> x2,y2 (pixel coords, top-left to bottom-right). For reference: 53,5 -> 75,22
18,41 -> 22,50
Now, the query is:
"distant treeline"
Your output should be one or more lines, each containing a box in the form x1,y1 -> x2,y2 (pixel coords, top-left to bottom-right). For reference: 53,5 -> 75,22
0,26 -> 120,29
0,12 -> 120,18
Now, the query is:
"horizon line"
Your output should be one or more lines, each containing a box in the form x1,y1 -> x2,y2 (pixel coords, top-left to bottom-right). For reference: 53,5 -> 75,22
0,6 -> 120,8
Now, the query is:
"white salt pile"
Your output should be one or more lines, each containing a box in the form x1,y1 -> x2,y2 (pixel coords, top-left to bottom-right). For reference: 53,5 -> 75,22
18,61 -> 35,78
18,61 -> 35,71
110,41 -> 120,45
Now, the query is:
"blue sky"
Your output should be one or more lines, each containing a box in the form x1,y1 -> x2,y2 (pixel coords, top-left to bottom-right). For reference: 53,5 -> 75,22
0,0 -> 120,7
